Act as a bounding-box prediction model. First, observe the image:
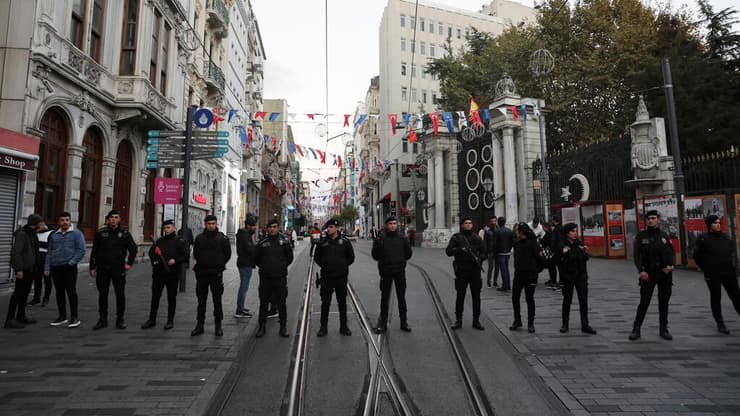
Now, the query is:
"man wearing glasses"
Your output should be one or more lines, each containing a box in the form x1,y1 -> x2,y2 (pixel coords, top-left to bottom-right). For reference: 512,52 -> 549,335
254,219 -> 294,338
190,215 -> 231,337
371,216 -> 413,333
693,214 -> 740,334
629,210 -> 675,341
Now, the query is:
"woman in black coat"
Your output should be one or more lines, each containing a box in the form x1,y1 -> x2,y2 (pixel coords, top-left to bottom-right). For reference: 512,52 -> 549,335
510,223 -> 542,333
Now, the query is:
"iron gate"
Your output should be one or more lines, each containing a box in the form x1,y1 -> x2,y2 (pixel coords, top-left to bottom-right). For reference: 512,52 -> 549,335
457,137 -> 496,230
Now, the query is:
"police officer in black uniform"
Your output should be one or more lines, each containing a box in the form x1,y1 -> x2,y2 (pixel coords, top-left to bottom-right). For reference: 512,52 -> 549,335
693,214 -> 740,334
90,210 -> 137,330
559,223 -> 596,334
629,210 -> 676,341
313,218 -> 355,336
254,218 -> 294,338
446,216 -> 487,330
190,215 -> 231,337
371,216 -> 413,334
142,219 -> 188,330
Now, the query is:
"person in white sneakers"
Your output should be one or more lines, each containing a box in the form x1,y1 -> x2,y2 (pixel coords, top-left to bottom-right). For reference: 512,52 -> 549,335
45,212 -> 86,328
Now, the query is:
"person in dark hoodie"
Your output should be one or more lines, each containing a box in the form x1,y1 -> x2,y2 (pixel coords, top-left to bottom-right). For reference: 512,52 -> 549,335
190,215 -> 231,337
371,216 -> 413,334
510,223 -> 543,333
558,223 -> 596,334
142,219 -> 188,330
254,218 -> 294,338
5,214 -> 44,329
234,215 -> 259,318
446,217 -> 487,330
693,214 -> 740,334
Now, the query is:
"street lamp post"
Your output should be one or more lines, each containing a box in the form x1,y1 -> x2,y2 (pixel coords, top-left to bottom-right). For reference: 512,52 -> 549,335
537,99 -> 550,222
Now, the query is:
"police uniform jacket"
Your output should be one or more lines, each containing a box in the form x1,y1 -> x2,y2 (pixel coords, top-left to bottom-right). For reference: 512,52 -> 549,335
446,230 -> 487,274
693,231 -> 735,278
254,234 -> 293,279
371,230 -> 412,275
192,229 -> 231,275
560,238 -> 589,280
314,234 -> 355,278
633,226 -> 675,276
90,225 -> 137,271
149,232 -> 188,275
236,228 -> 258,268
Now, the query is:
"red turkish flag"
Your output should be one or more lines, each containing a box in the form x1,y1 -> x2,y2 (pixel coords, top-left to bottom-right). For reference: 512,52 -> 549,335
409,129 -> 417,143
508,106 -> 518,121
307,114 -> 314,120
471,110 -> 482,125
254,111 -> 266,119
429,112 -> 439,135
388,114 -> 398,135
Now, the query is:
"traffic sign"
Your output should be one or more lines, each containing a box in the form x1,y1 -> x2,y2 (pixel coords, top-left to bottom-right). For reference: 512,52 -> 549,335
148,130 -> 229,138
146,161 -> 184,169
147,145 -> 158,152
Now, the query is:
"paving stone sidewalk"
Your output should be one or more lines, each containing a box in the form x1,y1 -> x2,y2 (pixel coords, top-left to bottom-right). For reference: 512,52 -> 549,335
0,250 -> 258,416
410,247 -> 740,416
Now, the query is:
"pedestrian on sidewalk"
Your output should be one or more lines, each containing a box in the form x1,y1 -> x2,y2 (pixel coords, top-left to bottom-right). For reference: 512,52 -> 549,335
177,226 -> 194,293
46,212 -> 86,329
546,216 -> 564,288
234,215 -> 259,318
90,210 -> 137,330
371,215 -> 413,334
693,214 -> 740,334
484,216 -> 498,288
541,223 -> 559,290
446,217 -> 487,330
254,218 -> 294,338
558,223 -> 596,334
510,223 -> 543,333
142,219 -> 188,330
629,210 -> 675,341
5,214 -> 44,329
191,215 -> 231,337
30,221 -> 54,307
494,217 -> 514,291
313,218 -> 355,337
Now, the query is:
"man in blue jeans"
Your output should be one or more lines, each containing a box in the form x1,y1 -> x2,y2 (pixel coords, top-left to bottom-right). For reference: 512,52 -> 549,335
494,217 -> 514,291
235,215 -> 258,318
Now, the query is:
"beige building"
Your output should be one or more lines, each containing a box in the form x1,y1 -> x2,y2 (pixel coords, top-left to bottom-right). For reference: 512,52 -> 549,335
377,0 -> 535,221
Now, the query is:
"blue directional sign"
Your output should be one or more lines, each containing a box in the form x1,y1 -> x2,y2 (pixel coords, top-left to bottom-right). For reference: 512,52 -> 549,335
147,138 -> 159,145
146,152 -> 159,160
146,162 -> 158,169
148,129 -> 229,138
146,145 -> 158,152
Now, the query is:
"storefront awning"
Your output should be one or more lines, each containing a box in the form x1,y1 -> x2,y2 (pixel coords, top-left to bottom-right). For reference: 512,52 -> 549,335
0,128 -> 40,172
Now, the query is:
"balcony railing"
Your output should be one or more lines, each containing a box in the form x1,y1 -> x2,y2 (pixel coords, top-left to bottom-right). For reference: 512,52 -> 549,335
206,0 -> 229,37
203,58 -> 225,93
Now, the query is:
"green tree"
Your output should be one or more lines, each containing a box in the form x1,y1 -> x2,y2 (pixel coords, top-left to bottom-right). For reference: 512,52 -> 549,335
338,204 -> 358,228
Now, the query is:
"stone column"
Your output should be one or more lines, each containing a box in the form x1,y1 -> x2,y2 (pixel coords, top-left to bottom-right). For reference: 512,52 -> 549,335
101,157 -> 116,225
427,154 -> 436,229
492,132 -> 504,216
66,144 -> 84,219
515,129 -> 528,221
434,149 -> 445,228
502,127 -> 517,226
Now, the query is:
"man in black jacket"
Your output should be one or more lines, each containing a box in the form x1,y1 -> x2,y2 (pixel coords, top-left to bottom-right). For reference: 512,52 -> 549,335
313,218 -> 355,336
629,210 -> 676,341
446,217 -> 487,330
254,218 -> 294,338
5,214 -> 44,329
547,215 -> 564,288
234,215 -> 258,318
190,215 -> 231,337
371,216 -> 413,334
494,217 -> 514,291
90,210 -> 138,330
142,219 -> 188,330
484,216 -> 498,288
693,214 -> 740,334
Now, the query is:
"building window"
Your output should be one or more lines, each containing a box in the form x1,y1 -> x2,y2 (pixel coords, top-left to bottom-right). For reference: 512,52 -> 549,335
420,42 -> 425,55
438,22 -> 443,35
457,28 -> 461,39
410,15 -> 415,29
411,88 -> 417,102
79,128 -> 103,240
36,109 -> 69,222
448,26 -> 452,38
160,23 -> 170,95
422,90 -> 427,103
401,87 -> 407,101
402,140 -> 408,153
400,13 -> 405,27
411,63 -> 416,77
429,19 -> 434,31
432,92 -> 438,104
420,18 -> 425,31
71,0 -> 86,50
120,0 -> 139,75
90,0 -> 106,62
413,142 -> 418,153
430,43 -> 435,57
400,37 -> 406,52
401,62 -> 407,76
150,11 -> 160,86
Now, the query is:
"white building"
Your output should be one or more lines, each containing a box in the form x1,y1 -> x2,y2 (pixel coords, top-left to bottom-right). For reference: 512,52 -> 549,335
377,0 -> 535,225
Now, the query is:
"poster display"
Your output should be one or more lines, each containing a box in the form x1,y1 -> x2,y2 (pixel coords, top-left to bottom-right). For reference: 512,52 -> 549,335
561,206 -> 581,235
685,194 -> 727,268
606,203 -> 626,258
641,195 -> 682,265
581,204 -> 606,257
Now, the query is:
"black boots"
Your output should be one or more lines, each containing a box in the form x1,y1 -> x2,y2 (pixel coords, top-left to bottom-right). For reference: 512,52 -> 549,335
339,326 -> 352,336
115,318 -> 127,330
581,326 -> 597,334
451,319 -> 463,330
215,321 -> 223,337
659,326 -> 672,340
560,322 -> 569,333
400,321 -> 412,332
141,320 -> 156,329
317,326 -> 328,337
375,319 -> 387,334
472,320 -> 485,331
629,323 -> 641,340
190,322 -> 204,336
279,323 -> 289,338
164,321 -> 174,330
256,323 -> 266,338
528,322 -> 535,333
93,319 -> 107,330
509,320 -> 522,330
718,322 -> 730,334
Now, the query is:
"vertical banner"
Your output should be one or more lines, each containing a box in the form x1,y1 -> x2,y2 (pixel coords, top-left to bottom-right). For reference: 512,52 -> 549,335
685,194 -> 727,268
581,204 -> 606,257
642,195 -> 682,265
606,203 -> 626,258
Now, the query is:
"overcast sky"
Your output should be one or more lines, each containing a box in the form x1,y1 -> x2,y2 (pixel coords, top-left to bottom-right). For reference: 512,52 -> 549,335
250,0 -> 738,200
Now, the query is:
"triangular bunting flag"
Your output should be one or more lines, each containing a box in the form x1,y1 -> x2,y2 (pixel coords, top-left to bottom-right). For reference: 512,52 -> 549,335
269,112 -> 280,121
254,111 -> 266,119
343,114 -> 351,127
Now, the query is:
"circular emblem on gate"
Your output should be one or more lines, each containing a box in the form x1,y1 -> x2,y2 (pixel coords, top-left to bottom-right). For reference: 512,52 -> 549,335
483,192 -> 495,209
466,149 -> 478,167
481,145 -> 493,163
465,168 -> 480,191
468,193 -> 479,210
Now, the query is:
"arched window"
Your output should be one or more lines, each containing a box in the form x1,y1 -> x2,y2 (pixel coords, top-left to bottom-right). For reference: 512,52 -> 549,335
142,169 -> 156,241
113,140 -> 133,225
79,127 -> 103,239
36,109 -> 69,221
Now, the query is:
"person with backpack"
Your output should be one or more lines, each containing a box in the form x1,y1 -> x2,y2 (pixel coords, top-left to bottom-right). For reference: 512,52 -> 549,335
558,223 -> 596,334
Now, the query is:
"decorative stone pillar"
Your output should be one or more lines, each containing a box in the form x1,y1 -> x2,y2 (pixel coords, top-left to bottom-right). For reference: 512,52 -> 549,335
66,144 -> 84,219
434,149 -> 445,229
426,153 -> 436,229
502,127 -> 517,225
515,128 -> 528,221
492,134 -> 504,216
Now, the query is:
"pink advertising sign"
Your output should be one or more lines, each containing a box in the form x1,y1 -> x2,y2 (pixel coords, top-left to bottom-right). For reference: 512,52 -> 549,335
154,177 -> 182,204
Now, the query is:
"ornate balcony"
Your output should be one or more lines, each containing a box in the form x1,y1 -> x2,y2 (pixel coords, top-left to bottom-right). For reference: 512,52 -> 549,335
206,0 -> 229,38
114,76 -> 177,126
203,58 -> 225,94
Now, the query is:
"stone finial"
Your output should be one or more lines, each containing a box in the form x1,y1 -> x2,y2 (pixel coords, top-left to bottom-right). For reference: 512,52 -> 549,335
495,72 -> 517,98
635,95 -> 649,122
